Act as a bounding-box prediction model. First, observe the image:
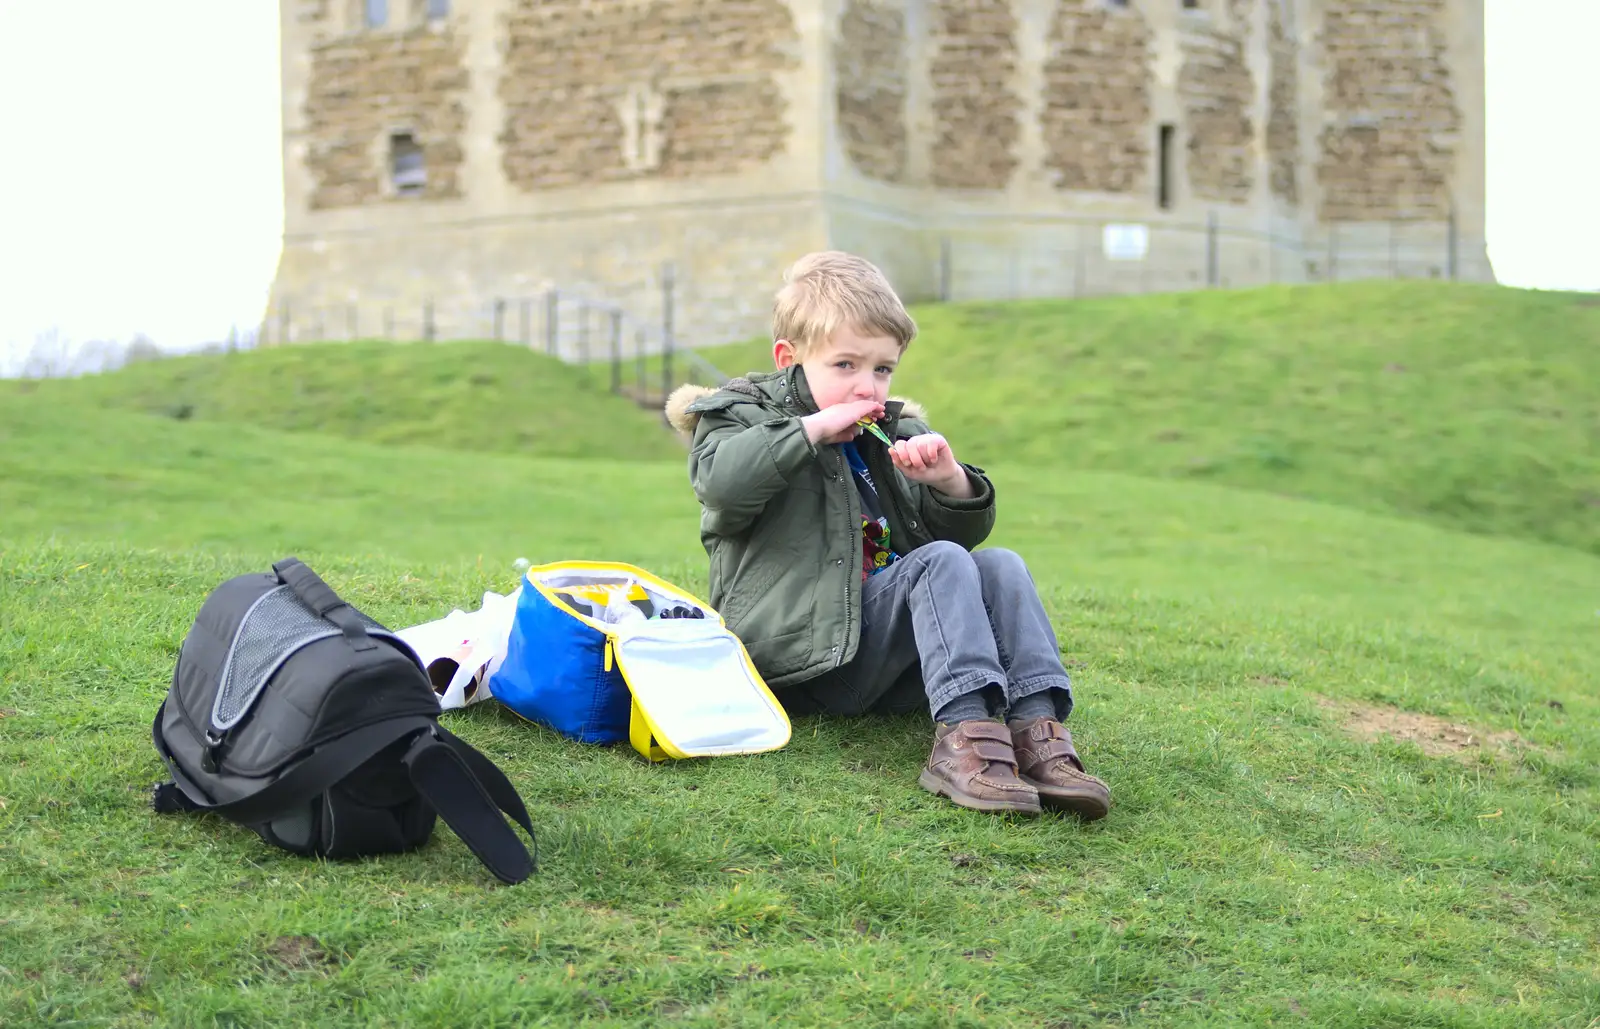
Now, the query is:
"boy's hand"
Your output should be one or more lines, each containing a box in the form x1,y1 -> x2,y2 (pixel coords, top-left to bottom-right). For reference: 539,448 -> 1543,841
889,433 -> 973,498
802,399 -> 886,445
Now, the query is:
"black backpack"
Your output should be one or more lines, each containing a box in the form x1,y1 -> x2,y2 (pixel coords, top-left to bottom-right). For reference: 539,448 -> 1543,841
151,557 -> 537,884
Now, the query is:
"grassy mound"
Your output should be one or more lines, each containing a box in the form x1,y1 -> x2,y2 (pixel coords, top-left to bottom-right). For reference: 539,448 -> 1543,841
4,338 -> 685,462
2,395 -> 1597,1026
19,283 -> 1595,552
698,282 -> 1600,554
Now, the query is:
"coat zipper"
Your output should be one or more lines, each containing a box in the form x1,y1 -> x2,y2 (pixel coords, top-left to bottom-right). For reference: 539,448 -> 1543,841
838,446 -> 858,668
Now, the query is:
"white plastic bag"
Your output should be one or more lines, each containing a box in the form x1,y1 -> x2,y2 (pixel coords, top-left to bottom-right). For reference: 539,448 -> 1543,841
395,588 -> 521,711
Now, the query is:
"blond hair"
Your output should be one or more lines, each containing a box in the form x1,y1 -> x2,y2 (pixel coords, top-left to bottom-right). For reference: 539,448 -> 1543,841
772,251 -> 917,358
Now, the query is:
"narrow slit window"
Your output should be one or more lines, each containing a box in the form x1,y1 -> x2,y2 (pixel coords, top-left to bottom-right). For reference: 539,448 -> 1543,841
1182,0 -> 1200,8
1158,123 -> 1175,209
391,133 -> 426,196
425,0 -> 450,18
365,0 -> 388,28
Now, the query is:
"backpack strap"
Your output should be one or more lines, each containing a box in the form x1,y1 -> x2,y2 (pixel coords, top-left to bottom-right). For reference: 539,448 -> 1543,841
433,726 -> 538,845
151,779 -> 201,814
272,557 -> 378,651
153,710 -> 438,824
402,730 -> 538,885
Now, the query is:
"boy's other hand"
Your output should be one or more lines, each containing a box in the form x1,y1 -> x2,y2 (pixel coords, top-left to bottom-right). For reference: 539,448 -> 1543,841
889,433 -> 973,498
802,399 -> 886,445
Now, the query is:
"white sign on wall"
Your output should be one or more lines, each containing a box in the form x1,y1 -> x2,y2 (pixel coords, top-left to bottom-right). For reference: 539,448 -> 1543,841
1103,224 -> 1150,261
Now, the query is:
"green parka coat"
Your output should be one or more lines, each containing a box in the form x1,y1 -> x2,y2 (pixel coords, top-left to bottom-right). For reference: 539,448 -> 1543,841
664,365 -> 997,690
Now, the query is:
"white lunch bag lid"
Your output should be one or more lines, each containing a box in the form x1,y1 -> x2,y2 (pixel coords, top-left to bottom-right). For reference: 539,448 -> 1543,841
527,561 -> 791,761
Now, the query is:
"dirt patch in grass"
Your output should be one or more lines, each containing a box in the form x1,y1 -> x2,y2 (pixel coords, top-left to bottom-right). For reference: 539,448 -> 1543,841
1319,698 -> 1529,759
266,935 -> 334,971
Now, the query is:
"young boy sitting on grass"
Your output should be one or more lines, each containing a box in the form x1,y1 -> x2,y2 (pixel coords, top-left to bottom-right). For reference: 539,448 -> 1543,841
665,251 -> 1109,818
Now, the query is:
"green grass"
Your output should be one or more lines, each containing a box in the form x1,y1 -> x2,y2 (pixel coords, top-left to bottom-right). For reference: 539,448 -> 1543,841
18,283 -> 1597,550
3,338 -> 685,462
3,284 -> 1600,1027
698,282 -> 1600,555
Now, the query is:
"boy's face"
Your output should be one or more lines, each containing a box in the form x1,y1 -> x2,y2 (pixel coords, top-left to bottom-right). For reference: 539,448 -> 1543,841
773,325 -> 901,412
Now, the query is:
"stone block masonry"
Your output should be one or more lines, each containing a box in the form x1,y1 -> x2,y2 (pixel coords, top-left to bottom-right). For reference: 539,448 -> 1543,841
1267,0 -> 1301,204
497,0 -> 801,190
835,0 -> 910,184
1178,0 -> 1256,204
1317,0 -> 1462,221
929,0 -> 1023,191
1041,0 -> 1153,195
303,27 -> 470,210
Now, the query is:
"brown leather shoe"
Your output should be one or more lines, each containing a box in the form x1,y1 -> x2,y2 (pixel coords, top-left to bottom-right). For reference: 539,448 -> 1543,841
1007,718 -> 1111,820
918,720 -> 1042,815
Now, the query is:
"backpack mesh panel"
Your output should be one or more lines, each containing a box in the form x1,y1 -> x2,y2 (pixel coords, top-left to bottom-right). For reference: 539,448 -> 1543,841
211,586 -> 388,731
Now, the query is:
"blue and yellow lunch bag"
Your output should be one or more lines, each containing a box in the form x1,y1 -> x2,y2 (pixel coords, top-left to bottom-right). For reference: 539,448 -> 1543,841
486,561 -> 790,762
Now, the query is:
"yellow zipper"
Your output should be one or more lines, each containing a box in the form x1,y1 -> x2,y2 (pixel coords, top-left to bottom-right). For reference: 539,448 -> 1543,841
604,636 -> 615,672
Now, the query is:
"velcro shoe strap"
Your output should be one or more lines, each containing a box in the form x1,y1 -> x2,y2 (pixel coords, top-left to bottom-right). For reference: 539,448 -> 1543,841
1033,738 -> 1083,767
971,741 -> 1019,766
962,721 -> 1013,743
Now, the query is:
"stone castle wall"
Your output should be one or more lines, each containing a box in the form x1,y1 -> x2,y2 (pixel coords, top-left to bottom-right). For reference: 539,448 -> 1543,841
927,0 -> 1023,191
1177,0 -> 1256,204
836,0 -> 911,184
1039,1 -> 1153,196
496,0 -> 801,190
1266,0 -> 1300,205
271,0 -> 1491,351
1315,0 -> 1463,222
303,27 -> 471,209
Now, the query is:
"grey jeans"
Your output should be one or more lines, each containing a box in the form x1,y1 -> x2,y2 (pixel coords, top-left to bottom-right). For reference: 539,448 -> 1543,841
781,541 -> 1074,720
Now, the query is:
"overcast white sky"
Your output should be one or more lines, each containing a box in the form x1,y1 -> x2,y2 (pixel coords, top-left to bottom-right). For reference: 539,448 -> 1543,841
0,1 -> 1595,363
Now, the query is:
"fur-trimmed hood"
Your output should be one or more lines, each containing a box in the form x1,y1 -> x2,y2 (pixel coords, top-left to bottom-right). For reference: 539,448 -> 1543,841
665,375 -> 927,438
664,383 -> 722,435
